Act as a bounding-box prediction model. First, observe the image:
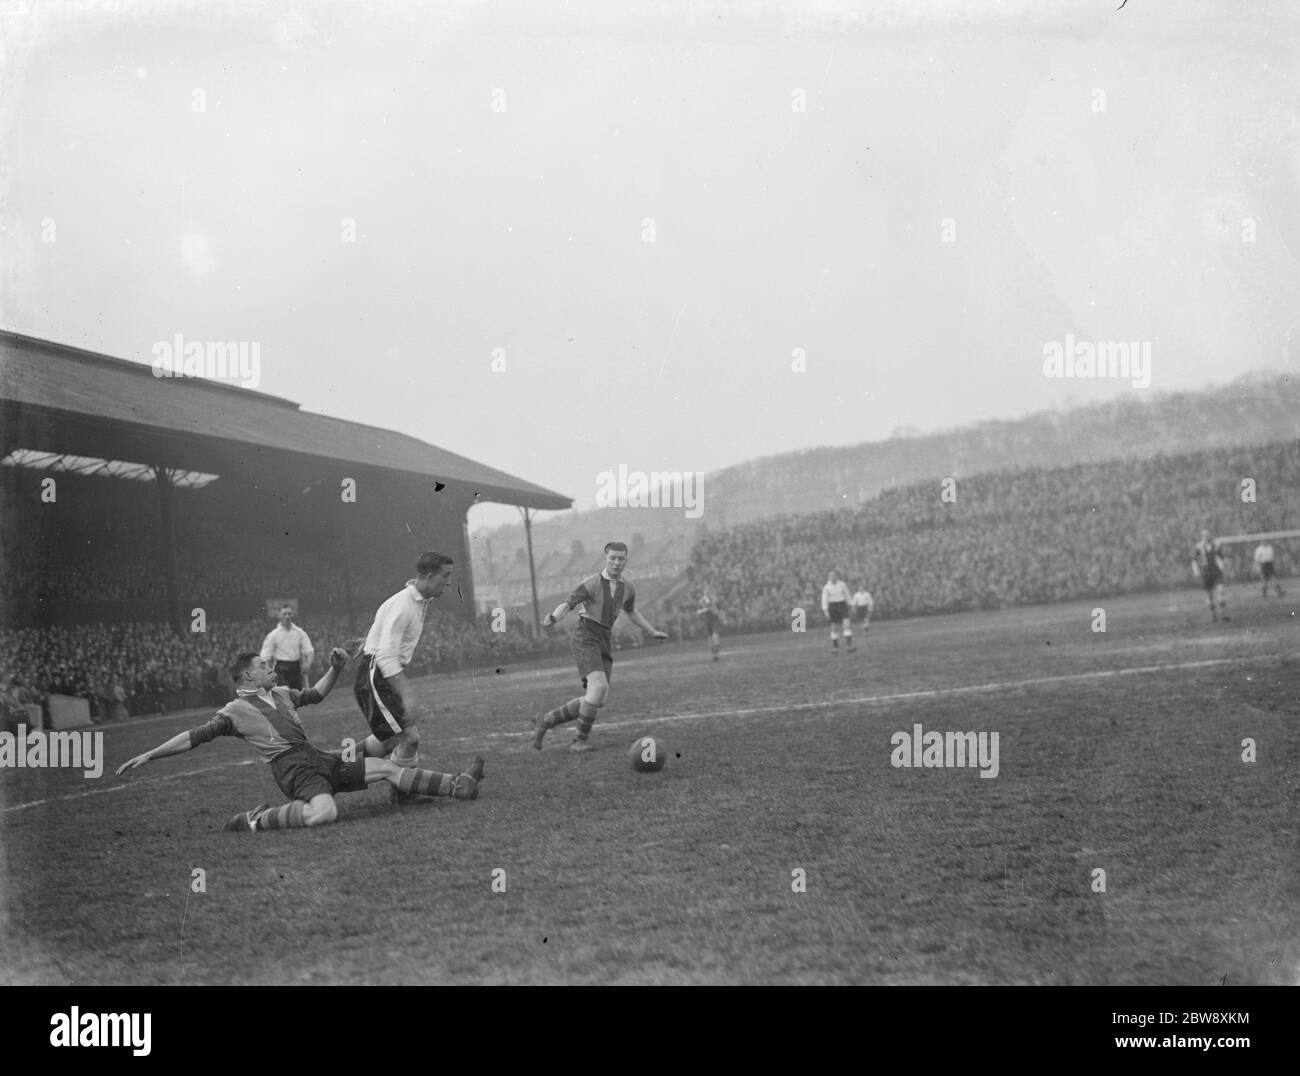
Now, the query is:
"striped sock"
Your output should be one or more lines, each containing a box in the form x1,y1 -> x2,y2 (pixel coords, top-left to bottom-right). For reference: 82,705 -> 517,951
546,697 -> 583,729
257,802 -> 307,830
574,701 -> 600,740
396,768 -> 453,797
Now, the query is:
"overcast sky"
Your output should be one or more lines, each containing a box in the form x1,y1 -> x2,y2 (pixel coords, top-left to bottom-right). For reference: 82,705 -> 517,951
3,0 -> 1298,531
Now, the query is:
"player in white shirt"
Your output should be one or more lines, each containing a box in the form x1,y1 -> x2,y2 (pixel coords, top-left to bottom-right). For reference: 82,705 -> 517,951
820,571 -> 854,652
1253,542 -> 1286,598
260,606 -> 315,690
350,552 -> 456,770
850,587 -> 874,632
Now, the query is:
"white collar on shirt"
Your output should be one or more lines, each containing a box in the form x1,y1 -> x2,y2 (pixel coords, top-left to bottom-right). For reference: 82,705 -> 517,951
404,580 -> 431,603
236,687 -> 276,705
600,571 -> 623,586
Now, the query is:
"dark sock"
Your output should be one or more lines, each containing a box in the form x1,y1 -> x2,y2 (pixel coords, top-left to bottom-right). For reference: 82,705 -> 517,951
258,802 -> 307,830
396,768 -> 453,797
575,700 -> 600,739
545,697 -> 583,728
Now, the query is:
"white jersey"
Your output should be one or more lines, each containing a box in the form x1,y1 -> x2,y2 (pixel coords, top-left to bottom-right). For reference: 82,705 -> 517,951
364,581 -> 431,678
821,580 -> 851,611
1253,543 -> 1275,566
851,589 -> 874,612
261,623 -> 314,667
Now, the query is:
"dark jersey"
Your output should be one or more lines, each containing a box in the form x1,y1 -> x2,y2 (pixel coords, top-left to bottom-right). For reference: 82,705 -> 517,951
1192,539 -> 1223,577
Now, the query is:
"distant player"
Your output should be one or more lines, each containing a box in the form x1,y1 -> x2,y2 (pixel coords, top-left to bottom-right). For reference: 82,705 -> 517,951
850,585 -> 874,632
1253,541 -> 1286,598
821,570 -> 854,651
351,552 -> 455,770
1191,529 -> 1230,622
116,650 -> 483,833
531,541 -> 668,753
697,589 -> 724,660
260,604 -> 314,690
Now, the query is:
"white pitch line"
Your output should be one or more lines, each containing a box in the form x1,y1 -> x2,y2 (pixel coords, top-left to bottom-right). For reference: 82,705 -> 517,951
1,653 -> 1282,814
1,759 -> 257,815
465,653 -> 1285,742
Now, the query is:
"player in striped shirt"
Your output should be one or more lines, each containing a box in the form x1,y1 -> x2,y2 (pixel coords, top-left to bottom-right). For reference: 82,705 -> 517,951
116,649 -> 484,832
530,541 -> 668,753
1191,530 -> 1230,622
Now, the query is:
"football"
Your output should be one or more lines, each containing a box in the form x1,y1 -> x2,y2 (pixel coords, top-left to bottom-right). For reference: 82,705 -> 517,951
628,735 -> 666,773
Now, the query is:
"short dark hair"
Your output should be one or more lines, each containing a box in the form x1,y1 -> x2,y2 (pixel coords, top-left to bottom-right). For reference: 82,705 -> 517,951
603,541 -> 629,555
416,551 -> 454,576
228,652 -> 259,683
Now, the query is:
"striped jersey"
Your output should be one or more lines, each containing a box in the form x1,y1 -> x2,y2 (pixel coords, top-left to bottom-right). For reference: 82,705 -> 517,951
1192,538 -> 1223,574
567,572 -> 636,630
187,685 -> 324,763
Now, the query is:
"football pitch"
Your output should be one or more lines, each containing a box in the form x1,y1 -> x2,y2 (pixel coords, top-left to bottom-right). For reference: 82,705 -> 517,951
2,590 -> 1297,985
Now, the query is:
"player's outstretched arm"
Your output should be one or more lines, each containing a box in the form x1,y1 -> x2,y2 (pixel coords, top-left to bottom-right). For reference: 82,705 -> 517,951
629,610 -> 668,640
115,731 -> 196,775
542,602 -> 571,628
306,647 -> 349,700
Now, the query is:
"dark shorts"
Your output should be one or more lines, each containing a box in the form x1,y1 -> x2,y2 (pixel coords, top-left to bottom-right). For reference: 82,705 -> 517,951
353,654 -> 407,742
270,743 -> 367,802
1261,562 -> 1276,579
702,612 -> 719,633
573,617 -> 614,688
274,660 -> 304,690
1202,568 -> 1224,591
827,601 -> 849,622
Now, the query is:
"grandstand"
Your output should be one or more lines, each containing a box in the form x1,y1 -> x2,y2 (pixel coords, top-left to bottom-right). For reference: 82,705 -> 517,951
0,330 -> 570,717
688,441 -> 1300,631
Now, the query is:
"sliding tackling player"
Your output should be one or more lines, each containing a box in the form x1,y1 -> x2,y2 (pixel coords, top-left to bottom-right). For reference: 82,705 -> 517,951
117,649 -> 483,832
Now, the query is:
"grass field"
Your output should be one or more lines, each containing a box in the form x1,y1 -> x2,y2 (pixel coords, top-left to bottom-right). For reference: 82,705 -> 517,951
2,588 -> 1297,985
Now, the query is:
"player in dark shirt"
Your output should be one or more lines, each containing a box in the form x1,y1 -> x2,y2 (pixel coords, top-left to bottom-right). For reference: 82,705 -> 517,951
1190,529 -> 1230,622
697,590 -> 724,660
530,541 -> 668,753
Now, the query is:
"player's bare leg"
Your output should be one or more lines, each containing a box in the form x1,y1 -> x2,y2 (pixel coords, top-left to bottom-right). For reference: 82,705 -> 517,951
842,618 -> 854,651
710,631 -> 720,660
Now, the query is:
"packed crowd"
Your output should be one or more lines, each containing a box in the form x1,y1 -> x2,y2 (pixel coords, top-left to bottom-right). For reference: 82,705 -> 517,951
6,441 -> 1294,715
0,610 -> 566,721
688,442 -> 1300,631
